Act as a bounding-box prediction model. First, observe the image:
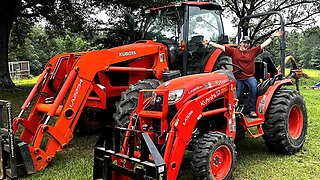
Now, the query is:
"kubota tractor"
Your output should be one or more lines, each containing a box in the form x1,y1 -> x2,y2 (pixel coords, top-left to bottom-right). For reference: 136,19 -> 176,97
93,12 -> 307,180
0,1 -> 231,178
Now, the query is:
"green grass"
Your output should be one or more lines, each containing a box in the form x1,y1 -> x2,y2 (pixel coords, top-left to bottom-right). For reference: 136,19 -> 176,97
1,69 -> 320,179
13,76 -> 39,86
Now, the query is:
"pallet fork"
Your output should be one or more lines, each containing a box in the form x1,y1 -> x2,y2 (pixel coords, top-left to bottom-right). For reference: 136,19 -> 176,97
0,100 -> 35,179
93,126 -> 166,180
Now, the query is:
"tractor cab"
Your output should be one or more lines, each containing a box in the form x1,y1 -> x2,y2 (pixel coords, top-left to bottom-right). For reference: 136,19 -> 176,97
141,2 -> 226,75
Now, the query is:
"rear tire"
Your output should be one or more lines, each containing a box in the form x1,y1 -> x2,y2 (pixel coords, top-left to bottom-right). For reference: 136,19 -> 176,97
191,132 -> 236,180
113,79 -> 162,127
263,89 -> 307,154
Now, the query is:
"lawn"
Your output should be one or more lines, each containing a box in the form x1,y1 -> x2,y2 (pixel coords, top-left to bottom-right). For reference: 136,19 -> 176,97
0,69 -> 319,179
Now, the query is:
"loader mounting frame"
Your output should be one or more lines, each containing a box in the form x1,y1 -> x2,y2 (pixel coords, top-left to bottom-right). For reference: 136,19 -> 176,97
93,126 -> 166,180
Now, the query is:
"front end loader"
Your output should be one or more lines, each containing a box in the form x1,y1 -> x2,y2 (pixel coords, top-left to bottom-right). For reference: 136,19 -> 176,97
0,1 -> 230,178
94,70 -> 239,180
0,41 -> 169,178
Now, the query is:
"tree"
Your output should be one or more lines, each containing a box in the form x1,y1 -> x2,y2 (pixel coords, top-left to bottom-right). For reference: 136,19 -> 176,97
0,0 -> 97,88
93,0 -> 173,48
282,26 -> 320,69
221,0 -> 320,44
300,27 -> 320,69
9,25 -> 92,75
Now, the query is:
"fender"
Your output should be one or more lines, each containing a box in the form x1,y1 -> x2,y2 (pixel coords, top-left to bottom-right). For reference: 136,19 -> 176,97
256,79 -> 293,117
203,48 -> 223,72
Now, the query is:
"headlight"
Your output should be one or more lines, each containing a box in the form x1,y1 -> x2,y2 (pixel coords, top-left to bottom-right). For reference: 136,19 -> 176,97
168,89 -> 184,105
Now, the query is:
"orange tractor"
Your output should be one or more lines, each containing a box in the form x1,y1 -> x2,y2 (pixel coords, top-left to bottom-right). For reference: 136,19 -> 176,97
0,1 -> 231,178
93,12 -> 307,180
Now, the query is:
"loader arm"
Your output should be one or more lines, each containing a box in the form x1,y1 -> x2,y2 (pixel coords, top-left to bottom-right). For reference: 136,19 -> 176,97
2,41 -> 169,177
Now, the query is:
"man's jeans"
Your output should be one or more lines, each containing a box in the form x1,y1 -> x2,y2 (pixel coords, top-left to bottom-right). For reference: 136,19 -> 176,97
236,77 -> 257,112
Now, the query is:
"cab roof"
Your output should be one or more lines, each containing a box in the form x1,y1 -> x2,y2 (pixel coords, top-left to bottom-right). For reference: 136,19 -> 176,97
146,1 -> 223,11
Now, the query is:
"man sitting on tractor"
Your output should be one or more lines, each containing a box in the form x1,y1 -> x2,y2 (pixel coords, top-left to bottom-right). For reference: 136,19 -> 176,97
203,31 -> 282,117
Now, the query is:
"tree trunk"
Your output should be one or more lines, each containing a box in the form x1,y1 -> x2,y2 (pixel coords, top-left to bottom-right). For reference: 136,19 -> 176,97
0,9 -> 16,88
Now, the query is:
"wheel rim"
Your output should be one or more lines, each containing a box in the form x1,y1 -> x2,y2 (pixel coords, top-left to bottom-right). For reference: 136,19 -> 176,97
210,145 -> 232,179
288,105 -> 303,139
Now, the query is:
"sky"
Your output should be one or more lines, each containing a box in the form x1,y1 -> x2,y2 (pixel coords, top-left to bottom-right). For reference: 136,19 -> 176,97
222,15 -> 320,38
222,16 -> 237,37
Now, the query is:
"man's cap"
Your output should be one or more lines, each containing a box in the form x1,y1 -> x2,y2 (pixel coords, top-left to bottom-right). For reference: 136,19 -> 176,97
240,36 -> 251,43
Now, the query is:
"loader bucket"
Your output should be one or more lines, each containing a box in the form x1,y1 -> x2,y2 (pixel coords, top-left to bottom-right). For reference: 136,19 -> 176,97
0,100 -> 35,179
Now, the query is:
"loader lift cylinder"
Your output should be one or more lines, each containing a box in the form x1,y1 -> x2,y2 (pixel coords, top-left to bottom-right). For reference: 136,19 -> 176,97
19,68 -> 50,117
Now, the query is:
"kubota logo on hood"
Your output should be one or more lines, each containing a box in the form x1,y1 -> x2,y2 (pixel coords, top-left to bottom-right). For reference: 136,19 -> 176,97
119,51 -> 137,57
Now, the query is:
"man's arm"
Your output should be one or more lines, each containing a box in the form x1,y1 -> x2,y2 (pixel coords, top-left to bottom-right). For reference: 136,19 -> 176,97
261,31 -> 283,49
202,40 -> 225,52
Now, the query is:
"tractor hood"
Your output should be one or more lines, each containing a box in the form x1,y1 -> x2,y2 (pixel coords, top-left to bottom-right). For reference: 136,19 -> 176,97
73,40 -> 168,80
157,70 -> 235,106
77,40 -> 164,66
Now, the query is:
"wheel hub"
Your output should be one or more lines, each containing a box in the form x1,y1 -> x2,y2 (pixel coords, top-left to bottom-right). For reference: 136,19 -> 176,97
213,156 -> 221,167
210,145 -> 232,178
288,105 -> 303,139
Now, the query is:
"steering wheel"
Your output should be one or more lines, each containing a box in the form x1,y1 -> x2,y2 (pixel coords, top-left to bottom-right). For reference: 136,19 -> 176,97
217,62 -> 243,74
170,36 -> 179,43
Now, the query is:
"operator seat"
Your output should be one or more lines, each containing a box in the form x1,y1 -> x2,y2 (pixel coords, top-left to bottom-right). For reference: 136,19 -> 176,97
188,35 -> 204,52
254,61 -> 270,96
255,57 -> 279,96
262,56 -> 278,78
254,61 -> 268,81
187,35 -> 215,74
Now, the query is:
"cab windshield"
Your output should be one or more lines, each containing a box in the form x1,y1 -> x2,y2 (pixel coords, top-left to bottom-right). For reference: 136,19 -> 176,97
142,7 -> 184,43
188,6 -> 224,43
142,5 -> 225,74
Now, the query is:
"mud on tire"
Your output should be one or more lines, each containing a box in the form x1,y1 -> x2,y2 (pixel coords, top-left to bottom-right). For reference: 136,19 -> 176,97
191,132 -> 236,180
113,79 -> 162,127
263,89 -> 308,154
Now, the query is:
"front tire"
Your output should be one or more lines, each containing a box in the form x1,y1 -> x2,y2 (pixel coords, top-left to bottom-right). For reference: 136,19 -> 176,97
113,79 -> 161,127
263,89 -> 308,154
191,132 -> 236,180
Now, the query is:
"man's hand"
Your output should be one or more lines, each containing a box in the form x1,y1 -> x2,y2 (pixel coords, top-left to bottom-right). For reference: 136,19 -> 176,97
262,31 -> 284,49
201,40 -> 225,52
272,31 -> 283,38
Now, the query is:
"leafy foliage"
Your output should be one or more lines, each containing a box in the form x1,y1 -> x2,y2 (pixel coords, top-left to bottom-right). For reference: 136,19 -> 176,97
93,0 -> 174,48
9,26 -> 92,75
0,0 -> 101,88
285,27 -> 320,69
220,0 -> 320,44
